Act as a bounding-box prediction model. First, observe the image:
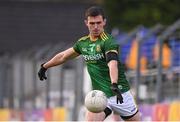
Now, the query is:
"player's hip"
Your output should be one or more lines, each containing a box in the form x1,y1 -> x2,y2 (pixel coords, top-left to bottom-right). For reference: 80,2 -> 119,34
107,90 -> 138,117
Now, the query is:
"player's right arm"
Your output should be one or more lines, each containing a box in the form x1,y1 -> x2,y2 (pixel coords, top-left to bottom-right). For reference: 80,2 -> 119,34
43,47 -> 79,68
38,47 -> 79,80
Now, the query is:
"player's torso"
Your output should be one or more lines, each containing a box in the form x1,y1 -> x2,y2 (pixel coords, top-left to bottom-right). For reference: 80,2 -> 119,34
76,34 -> 130,97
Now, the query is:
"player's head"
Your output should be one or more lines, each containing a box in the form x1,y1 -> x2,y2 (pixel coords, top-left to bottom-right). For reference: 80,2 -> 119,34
85,6 -> 106,37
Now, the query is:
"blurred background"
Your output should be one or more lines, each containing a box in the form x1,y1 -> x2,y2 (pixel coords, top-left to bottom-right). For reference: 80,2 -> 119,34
0,0 -> 180,121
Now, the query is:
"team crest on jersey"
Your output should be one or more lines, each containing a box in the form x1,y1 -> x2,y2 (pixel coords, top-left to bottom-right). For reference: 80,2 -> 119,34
96,45 -> 101,52
118,85 -> 122,90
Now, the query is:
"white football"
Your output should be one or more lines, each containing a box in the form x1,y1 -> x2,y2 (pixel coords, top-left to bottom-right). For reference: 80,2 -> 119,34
84,90 -> 107,113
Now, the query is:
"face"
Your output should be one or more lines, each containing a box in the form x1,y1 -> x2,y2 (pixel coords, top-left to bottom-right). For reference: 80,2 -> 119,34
85,15 -> 106,38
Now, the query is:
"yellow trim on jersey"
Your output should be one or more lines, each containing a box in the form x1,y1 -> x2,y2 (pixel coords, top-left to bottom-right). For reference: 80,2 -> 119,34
100,32 -> 109,41
78,35 -> 89,41
100,34 -> 106,41
102,32 -> 109,39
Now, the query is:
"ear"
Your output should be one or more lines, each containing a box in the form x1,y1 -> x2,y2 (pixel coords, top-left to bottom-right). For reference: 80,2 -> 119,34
103,19 -> 107,25
84,20 -> 88,26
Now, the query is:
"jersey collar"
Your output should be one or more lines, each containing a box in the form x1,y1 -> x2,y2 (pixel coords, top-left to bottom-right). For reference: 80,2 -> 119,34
89,31 -> 108,42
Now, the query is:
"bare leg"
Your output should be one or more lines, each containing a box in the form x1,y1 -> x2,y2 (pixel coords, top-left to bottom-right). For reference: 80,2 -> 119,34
112,113 -> 122,121
124,111 -> 141,121
85,111 -> 106,122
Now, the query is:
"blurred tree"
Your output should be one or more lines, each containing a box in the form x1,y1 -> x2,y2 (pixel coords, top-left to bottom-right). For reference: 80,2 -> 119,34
103,0 -> 180,31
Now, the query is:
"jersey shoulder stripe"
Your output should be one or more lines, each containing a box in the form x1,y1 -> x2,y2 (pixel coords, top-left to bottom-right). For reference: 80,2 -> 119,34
78,35 -> 89,41
100,32 -> 109,41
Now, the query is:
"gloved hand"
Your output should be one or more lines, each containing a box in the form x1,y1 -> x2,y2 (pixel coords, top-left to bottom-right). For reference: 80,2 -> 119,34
110,83 -> 123,104
38,63 -> 47,81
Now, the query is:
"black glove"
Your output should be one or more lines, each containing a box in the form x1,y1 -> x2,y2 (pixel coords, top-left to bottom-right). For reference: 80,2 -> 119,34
110,83 -> 123,104
38,63 -> 47,81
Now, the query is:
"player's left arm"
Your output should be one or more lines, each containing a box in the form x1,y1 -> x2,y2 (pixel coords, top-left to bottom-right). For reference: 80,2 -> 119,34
106,50 -> 119,84
106,50 -> 123,104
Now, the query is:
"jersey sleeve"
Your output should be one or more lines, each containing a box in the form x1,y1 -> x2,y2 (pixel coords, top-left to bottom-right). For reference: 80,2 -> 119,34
73,41 -> 81,54
104,36 -> 119,53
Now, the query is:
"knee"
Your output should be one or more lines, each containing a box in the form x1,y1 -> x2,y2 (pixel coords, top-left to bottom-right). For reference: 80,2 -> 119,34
85,111 -> 106,121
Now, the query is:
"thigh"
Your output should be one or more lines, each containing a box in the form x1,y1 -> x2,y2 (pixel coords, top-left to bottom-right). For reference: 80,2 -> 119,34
123,111 -> 141,121
112,113 -> 122,121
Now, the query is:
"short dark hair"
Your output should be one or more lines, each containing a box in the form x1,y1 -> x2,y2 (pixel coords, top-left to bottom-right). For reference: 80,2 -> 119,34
85,6 -> 105,19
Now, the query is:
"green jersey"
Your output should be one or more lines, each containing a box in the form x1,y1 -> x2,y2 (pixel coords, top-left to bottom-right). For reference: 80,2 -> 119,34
73,32 -> 130,97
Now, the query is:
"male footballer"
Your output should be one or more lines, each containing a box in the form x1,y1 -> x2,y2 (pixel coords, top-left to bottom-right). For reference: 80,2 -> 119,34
38,6 -> 140,121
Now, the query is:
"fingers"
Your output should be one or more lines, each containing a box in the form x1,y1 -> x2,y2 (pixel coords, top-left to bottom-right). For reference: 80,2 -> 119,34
120,99 -> 123,104
116,97 -> 118,104
38,64 -> 47,81
116,95 -> 123,104
39,76 -> 47,81
44,76 -> 47,80
38,72 -> 47,81
119,95 -> 123,104
117,97 -> 121,104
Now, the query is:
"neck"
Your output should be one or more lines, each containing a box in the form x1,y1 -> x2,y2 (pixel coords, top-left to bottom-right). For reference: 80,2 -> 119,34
90,35 -> 98,42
